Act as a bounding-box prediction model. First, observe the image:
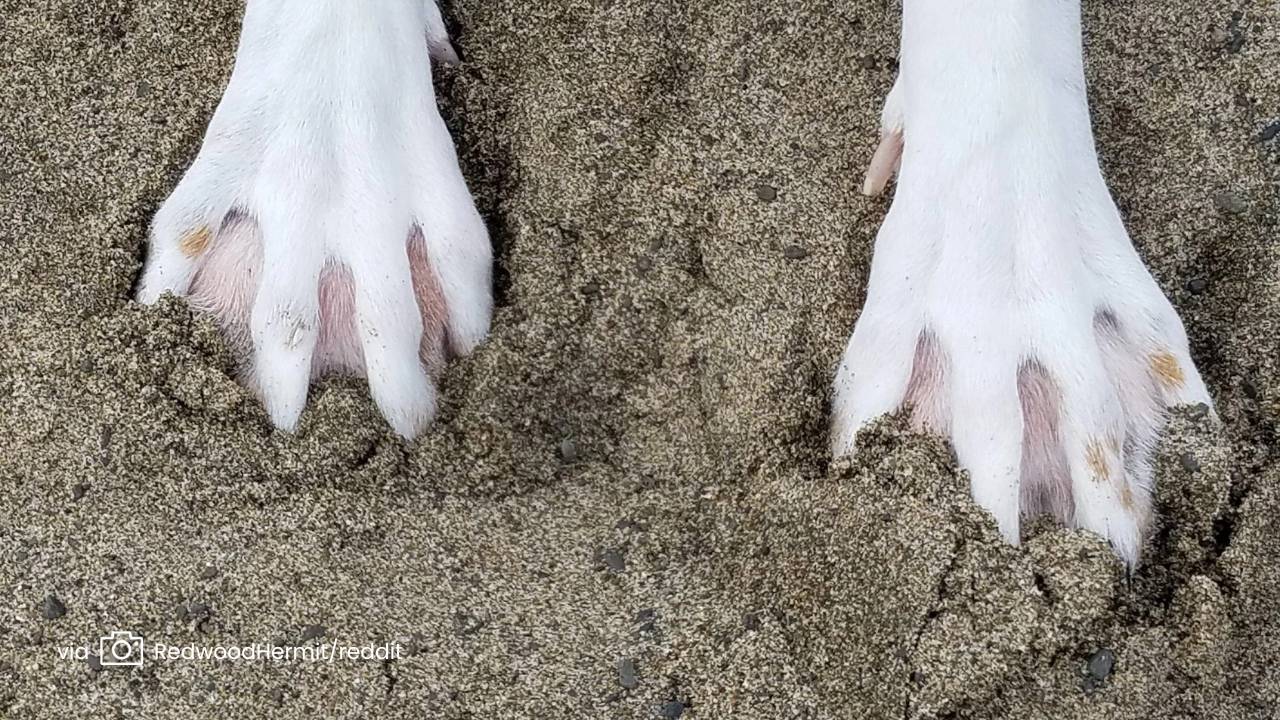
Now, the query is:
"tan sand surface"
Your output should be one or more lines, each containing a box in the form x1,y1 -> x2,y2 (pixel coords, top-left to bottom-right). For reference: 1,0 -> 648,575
1,0 -> 1277,717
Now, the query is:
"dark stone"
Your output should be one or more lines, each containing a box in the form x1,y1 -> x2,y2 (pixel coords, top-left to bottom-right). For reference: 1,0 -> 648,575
1186,277 -> 1208,294
1226,13 -> 1246,54
617,658 -> 639,689
452,612 -> 485,636
199,566 -> 220,581
1260,120 -> 1280,142
755,184 -> 778,202
782,245 -> 809,260
1087,648 -> 1116,681
71,483 -> 89,501
743,612 -> 760,631
1212,191 -> 1247,215
1180,453 -> 1201,473
602,549 -> 626,574
98,424 -> 114,463
87,654 -> 103,673
558,439 -> 579,463
635,608 -> 657,634
301,624 -> 325,642
40,595 -> 66,620
615,519 -> 648,534
659,701 -> 685,718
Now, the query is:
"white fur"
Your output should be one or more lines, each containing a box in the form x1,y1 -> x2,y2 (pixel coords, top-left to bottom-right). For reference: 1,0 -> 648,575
832,0 -> 1213,565
136,0 -> 491,439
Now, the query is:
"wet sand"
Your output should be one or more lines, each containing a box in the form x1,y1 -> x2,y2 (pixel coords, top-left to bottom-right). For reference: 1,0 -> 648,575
1,0 -> 1278,717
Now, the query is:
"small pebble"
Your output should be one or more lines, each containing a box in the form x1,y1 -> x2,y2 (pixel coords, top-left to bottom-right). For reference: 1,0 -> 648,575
615,519 -> 648,533
659,701 -> 686,718
1226,14 -> 1246,53
98,424 -> 114,463
87,654 -> 103,673
41,595 -> 66,620
1186,277 -> 1208,295
199,566 -> 219,581
755,184 -> 778,202
1180,452 -> 1201,473
1190,403 -> 1212,420
71,483 -> 89,501
453,612 -> 485,636
1212,191 -> 1247,215
559,438 -> 579,463
602,548 -> 626,574
1260,120 -> 1280,142
271,687 -> 286,705
301,624 -> 325,642
743,612 -> 760,631
782,245 -> 809,260
635,608 -> 657,634
1087,648 -> 1116,681
617,658 -> 639,689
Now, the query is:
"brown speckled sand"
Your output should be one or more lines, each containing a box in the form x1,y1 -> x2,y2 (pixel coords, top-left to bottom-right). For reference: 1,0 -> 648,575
1,0 -> 1278,717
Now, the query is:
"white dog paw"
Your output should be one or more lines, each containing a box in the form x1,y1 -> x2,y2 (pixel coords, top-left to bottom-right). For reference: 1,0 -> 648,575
135,0 -> 492,440
833,17 -> 1213,565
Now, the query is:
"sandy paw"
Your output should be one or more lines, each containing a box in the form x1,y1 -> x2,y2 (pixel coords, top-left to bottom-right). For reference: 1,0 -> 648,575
833,63 -> 1213,566
135,0 -> 491,439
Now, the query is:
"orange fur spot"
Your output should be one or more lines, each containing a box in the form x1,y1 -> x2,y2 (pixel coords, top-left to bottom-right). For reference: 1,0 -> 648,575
179,226 -> 213,258
1085,439 -> 1110,483
1150,351 -> 1186,391
1119,483 -> 1136,512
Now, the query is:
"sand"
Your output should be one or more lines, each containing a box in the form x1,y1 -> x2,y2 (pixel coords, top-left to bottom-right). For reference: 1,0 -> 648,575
1,0 -> 1277,717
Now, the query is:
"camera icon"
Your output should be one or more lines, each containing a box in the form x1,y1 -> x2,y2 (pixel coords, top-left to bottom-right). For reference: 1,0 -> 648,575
98,630 -> 145,668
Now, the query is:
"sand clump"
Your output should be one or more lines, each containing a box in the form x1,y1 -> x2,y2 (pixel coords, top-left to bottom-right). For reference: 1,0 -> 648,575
1,0 -> 1278,717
